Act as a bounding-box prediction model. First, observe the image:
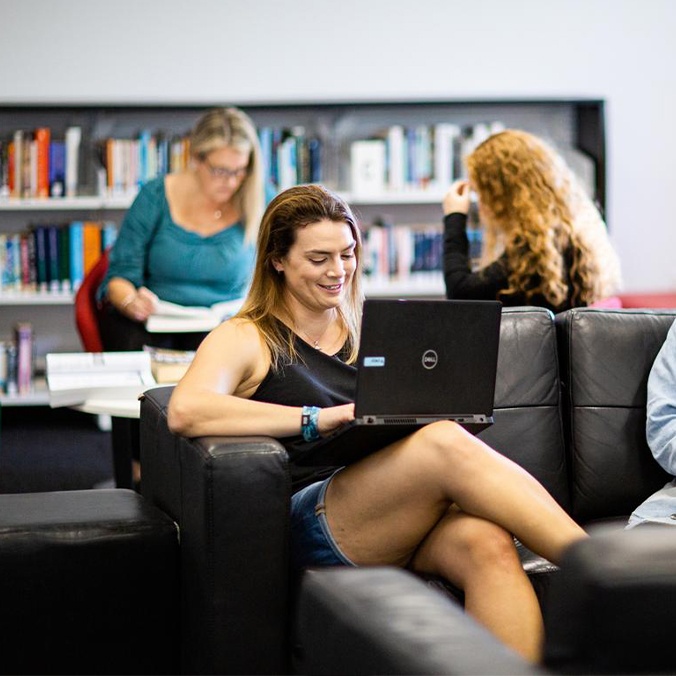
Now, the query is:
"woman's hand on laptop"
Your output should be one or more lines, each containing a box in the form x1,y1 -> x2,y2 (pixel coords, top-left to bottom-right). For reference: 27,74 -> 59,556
319,404 -> 355,436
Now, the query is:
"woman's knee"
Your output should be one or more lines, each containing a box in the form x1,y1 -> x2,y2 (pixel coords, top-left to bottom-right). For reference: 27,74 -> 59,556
411,421 -> 481,470
454,518 -> 521,572
412,513 -> 522,586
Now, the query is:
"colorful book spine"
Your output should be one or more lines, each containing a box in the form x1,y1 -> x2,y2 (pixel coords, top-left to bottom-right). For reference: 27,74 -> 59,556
34,127 -> 51,198
82,221 -> 102,275
59,225 -> 71,293
20,233 -> 31,290
48,140 -> 66,197
47,224 -> 61,291
0,233 -> 7,291
32,225 -> 48,292
69,221 -> 85,291
101,221 -> 118,251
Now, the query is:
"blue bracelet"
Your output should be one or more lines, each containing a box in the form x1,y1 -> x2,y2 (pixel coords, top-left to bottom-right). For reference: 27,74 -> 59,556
301,405 -> 321,442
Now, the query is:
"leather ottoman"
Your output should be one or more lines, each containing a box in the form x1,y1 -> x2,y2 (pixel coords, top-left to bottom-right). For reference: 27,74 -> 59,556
0,489 -> 179,675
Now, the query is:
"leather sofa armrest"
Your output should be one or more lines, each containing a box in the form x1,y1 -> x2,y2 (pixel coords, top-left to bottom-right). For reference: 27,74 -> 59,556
544,524 -> 676,674
140,386 -> 293,675
297,567 -> 546,675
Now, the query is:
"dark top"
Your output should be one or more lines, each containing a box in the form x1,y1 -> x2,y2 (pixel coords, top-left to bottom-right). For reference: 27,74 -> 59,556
250,327 -> 356,492
443,212 -> 579,313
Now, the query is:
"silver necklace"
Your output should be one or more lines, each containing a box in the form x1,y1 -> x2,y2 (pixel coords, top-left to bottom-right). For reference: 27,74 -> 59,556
299,323 -> 332,351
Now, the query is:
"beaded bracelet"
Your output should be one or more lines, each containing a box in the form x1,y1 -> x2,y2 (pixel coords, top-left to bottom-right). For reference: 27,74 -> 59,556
301,405 -> 321,442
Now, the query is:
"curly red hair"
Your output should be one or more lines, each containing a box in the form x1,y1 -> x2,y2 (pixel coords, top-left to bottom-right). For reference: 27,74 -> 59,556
467,130 -> 620,307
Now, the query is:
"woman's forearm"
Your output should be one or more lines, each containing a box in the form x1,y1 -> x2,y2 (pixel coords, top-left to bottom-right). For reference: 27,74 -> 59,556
167,387 -> 304,439
107,277 -> 138,312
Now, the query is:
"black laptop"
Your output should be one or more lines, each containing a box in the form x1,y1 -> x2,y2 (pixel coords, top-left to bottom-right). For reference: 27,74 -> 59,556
297,298 -> 502,466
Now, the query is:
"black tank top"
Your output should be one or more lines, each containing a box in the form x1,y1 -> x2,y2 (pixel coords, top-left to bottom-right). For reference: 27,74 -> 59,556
251,326 -> 356,491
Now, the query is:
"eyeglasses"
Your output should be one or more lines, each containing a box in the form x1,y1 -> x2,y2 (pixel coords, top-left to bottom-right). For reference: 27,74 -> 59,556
202,159 -> 249,181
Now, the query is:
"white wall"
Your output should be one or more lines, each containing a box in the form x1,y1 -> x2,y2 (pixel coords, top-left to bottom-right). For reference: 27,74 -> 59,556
1,0 -> 674,292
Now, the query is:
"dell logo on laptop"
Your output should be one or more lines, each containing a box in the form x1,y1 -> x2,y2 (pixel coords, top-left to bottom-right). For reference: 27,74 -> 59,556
422,350 -> 438,370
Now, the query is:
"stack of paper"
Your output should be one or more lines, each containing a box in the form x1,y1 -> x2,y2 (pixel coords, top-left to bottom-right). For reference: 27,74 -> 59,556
145,298 -> 244,333
46,351 -> 156,407
144,346 -> 195,383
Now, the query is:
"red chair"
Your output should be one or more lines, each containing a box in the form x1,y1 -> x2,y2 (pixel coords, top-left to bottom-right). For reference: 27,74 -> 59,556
74,248 -> 110,352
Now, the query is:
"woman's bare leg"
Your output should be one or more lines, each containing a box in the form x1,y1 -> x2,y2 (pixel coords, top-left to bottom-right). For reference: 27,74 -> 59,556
411,508 -> 544,662
326,420 -> 585,567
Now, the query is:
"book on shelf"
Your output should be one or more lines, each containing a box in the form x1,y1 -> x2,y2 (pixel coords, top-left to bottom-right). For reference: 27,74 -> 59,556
15,322 -> 34,395
69,221 -> 85,290
32,225 -> 49,292
65,126 -> 81,198
386,125 -> 405,191
10,130 -> 23,198
350,139 -> 387,196
45,350 -> 156,407
83,221 -> 102,275
58,224 -> 71,292
0,233 -> 6,290
46,224 -> 61,292
34,127 -> 51,198
3,233 -> 21,291
4,342 -> 18,396
0,140 -> 8,198
146,297 -> 244,333
49,140 -> 66,197
433,123 -> 461,190
143,345 -> 195,383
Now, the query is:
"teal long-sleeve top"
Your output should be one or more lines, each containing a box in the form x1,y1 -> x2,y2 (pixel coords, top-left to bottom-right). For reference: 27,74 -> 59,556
99,177 -> 256,307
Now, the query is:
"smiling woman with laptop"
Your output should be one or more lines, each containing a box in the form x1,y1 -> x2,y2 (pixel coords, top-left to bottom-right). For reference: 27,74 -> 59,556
168,184 -> 587,664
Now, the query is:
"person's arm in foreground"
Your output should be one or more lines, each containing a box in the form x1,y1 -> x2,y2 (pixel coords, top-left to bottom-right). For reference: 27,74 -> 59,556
646,320 -> 676,475
167,318 -> 353,439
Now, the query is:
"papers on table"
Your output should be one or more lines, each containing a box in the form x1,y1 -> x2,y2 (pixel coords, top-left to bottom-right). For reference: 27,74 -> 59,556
46,351 -> 156,407
145,298 -> 244,333
143,346 -> 195,383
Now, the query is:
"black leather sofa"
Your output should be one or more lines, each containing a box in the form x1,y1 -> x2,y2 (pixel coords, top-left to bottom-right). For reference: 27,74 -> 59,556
297,307 -> 676,675
138,306 -> 676,674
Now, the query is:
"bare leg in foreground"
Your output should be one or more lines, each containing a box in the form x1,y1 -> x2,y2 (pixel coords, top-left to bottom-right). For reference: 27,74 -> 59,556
325,421 -> 586,661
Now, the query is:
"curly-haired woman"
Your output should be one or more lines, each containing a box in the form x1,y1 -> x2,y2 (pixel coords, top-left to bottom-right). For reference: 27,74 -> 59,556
442,129 -> 621,312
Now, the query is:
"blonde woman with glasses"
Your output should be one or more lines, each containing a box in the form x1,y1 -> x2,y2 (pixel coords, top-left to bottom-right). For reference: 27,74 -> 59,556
99,106 -> 270,352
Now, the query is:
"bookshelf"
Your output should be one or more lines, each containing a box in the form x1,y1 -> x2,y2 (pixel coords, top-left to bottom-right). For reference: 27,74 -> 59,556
0,98 -> 606,403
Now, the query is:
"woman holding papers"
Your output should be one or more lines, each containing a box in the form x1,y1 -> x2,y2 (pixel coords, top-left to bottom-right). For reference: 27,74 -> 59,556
98,107 -> 268,351
168,184 -> 587,663
442,129 -> 621,312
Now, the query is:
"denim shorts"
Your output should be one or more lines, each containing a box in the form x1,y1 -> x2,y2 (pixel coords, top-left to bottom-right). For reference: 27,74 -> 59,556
290,471 -> 356,569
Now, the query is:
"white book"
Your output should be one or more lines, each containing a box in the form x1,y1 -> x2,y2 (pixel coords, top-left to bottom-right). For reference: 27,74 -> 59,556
65,126 -> 81,198
386,125 -> 405,192
145,297 -> 244,333
351,139 -> 386,196
46,351 -> 156,407
433,123 -> 460,189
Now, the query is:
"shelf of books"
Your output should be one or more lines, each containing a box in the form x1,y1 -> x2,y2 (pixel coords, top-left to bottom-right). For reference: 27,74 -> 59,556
0,376 -> 49,407
0,99 -> 605,405
0,195 -> 134,211
0,220 -> 117,303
